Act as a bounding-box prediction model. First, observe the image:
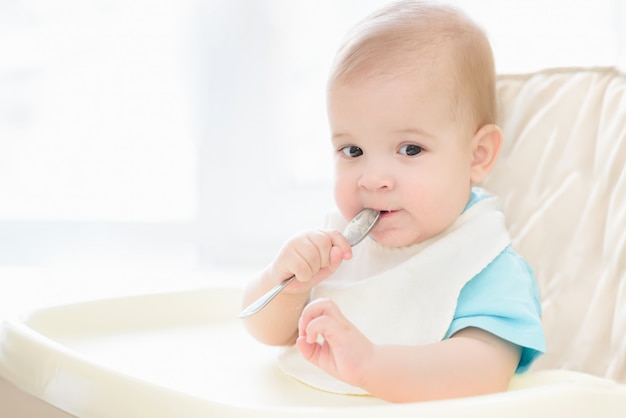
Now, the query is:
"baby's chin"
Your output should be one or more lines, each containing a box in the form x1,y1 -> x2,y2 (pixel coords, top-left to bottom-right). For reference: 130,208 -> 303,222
369,230 -> 431,248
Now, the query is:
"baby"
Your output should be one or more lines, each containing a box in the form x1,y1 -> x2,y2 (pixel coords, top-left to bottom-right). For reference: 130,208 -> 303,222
242,0 -> 545,403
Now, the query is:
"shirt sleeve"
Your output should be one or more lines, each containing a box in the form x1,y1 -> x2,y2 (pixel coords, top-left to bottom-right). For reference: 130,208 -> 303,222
444,246 -> 546,373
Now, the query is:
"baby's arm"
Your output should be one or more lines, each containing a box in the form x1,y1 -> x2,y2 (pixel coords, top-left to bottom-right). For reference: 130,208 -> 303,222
241,230 -> 352,346
298,299 -> 521,403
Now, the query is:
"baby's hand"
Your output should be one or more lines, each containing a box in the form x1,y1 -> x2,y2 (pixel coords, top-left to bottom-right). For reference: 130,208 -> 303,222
270,230 -> 352,295
296,298 -> 373,388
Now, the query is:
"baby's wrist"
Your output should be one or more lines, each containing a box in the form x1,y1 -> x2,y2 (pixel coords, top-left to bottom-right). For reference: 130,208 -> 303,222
345,341 -> 378,390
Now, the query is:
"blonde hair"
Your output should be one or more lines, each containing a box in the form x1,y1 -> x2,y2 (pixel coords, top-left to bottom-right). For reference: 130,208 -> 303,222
328,1 -> 496,130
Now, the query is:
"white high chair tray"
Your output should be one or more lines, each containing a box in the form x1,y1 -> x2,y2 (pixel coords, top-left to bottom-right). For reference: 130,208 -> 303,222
0,288 -> 624,418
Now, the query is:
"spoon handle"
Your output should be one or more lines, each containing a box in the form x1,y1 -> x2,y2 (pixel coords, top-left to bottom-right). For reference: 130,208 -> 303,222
238,275 -> 295,318
238,208 -> 379,319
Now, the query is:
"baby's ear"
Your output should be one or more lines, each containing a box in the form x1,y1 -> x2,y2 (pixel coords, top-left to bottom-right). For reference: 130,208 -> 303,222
470,124 -> 502,183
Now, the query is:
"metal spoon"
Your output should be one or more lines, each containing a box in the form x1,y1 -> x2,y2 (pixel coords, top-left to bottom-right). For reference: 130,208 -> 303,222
238,208 -> 380,319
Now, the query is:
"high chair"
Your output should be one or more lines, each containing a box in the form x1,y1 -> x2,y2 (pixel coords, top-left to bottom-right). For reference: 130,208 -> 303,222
0,67 -> 625,417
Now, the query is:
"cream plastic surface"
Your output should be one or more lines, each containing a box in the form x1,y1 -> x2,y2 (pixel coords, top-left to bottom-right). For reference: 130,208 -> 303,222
0,288 -> 625,418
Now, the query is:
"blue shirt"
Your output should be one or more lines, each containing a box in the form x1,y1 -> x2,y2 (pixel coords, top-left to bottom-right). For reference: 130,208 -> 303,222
443,189 -> 546,372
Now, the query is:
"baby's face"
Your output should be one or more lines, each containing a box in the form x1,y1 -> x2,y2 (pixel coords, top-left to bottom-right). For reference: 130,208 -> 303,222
328,72 -> 478,247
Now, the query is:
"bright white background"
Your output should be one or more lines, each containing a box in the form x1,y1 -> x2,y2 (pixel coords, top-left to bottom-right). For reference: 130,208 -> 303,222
1,0 -> 624,274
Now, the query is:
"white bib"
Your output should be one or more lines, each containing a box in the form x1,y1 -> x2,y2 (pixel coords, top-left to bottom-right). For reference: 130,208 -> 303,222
278,196 -> 511,394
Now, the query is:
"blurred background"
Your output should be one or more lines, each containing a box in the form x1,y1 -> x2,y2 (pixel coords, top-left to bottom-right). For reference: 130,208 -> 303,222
0,0 -> 624,275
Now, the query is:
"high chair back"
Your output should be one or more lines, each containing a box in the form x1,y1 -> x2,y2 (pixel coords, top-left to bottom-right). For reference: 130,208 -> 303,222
484,67 -> 626,383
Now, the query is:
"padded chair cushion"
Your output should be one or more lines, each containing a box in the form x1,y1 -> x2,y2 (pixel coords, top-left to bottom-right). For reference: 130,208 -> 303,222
484,67 -> 626,383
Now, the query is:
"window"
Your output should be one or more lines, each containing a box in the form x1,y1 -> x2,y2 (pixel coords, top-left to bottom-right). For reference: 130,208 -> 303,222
0,0 -> 197,222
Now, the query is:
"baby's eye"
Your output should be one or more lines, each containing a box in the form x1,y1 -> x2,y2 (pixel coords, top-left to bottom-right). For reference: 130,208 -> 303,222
340,145 -> 363,158
399,144 -> 423,156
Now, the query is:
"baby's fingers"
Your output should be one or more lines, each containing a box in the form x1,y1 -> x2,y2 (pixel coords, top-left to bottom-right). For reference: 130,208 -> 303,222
322,230 -> 353,260
292,231 -> 350,283
298,298 -> 345,341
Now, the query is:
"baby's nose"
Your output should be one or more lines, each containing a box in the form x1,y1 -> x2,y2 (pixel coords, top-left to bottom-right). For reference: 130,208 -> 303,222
357,165 -> 395,190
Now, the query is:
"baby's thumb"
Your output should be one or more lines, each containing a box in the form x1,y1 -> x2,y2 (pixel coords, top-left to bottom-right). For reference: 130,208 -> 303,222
327,246 -> 347,272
